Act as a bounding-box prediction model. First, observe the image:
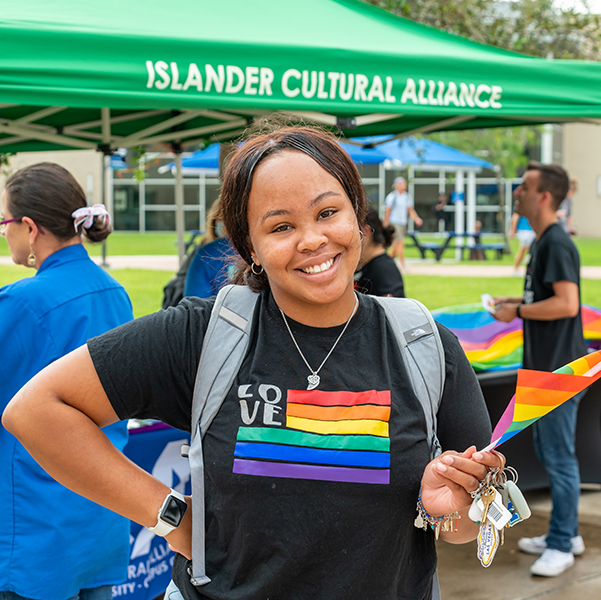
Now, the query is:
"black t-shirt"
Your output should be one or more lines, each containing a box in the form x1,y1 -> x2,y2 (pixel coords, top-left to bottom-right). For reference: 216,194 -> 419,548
522,223 -> 587,371
89,291 -> 491,600
355,253 -> 405,297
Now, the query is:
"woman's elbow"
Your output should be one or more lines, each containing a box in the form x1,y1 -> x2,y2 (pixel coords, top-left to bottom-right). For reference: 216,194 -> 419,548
2,389 -> 29,438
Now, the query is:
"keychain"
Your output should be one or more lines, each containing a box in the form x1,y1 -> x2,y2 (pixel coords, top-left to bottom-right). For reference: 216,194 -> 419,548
469,465 -> 530,567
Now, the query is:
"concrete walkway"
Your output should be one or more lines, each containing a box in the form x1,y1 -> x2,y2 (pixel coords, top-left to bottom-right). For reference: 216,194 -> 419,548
2,254 -> 601,279
437,486 -> 601,599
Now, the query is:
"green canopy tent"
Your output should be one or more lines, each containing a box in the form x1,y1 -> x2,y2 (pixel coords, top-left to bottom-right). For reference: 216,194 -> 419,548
2,0 -> 601,260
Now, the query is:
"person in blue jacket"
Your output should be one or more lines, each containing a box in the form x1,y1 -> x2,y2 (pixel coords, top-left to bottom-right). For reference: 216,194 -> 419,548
184,201 -> 237,299
184,236 -> 235,299
0,163 -> 133,600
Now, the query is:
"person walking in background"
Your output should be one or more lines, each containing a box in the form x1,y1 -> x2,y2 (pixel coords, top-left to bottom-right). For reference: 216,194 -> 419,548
355,208 -> 405,297
509,208 -> 536,277
432,193 -> 451,232
383,176 -> 422,272
0,163 -> 133,600
557,177 -> 578,236
492,162 -> 587,578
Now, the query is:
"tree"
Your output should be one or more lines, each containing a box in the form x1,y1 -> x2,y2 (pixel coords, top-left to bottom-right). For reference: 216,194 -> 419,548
362,0 -> 601,177
362,0 -> 601,59
428,126 -> 540,179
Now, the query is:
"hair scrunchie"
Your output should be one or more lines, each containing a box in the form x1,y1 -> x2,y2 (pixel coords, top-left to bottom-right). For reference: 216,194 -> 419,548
72,204 -> 111,231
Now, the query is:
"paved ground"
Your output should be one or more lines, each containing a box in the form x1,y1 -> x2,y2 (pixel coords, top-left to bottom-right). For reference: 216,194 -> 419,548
2,254 -> 601,279
437,485 -> 601,599
92,256 -> 601,280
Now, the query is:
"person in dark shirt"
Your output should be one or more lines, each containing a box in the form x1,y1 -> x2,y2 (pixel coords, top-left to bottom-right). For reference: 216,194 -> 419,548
493,162 -> 587,577
355,208 -> 405,297
4,126 -> 504,600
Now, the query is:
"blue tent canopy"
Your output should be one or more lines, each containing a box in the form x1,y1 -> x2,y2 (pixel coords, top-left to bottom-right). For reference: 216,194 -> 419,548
158,143 -> 221,176
161,136 -> 494,174
346,136 -> 495,170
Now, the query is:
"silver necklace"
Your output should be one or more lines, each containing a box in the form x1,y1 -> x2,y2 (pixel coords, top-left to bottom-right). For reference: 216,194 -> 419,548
279,293 -> 359,391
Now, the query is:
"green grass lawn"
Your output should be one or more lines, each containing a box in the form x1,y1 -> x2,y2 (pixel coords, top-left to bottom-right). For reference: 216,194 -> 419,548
3,262 -> 600,318
405,235 -> 601,267
404,275 -> 601,311
0,265 -> 172,319
0,232 -> 181,257
2,232 -> 600,265
1,229 -> 600,317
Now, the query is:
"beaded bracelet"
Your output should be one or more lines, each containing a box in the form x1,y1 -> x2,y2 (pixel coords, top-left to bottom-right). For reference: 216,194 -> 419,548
414,488 -> 461,540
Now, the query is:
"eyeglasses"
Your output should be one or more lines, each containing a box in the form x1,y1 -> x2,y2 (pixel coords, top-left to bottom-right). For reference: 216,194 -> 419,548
0,217 -> 22,235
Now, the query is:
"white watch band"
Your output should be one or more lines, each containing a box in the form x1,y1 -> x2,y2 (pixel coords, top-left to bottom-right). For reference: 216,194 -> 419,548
148,489 -> 186,537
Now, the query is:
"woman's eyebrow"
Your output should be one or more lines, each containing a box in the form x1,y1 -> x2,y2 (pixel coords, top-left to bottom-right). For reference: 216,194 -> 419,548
261,208 -> 291,224
309,191 -> 342,208
260,191 -> 342,224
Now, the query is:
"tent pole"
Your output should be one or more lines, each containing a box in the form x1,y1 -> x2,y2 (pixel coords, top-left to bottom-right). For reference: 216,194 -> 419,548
378,162 -> 385,217
174,147 -> 185,266
199,173 -> 206,233
466,170 -> 476,246
100,107 -> 112,267
438,170 -> 446,233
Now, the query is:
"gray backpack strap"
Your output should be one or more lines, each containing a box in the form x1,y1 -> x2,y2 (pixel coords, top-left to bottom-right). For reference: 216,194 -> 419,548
432,569 -> 441,600
375,297 -> 446,460
188,284 -> 259,586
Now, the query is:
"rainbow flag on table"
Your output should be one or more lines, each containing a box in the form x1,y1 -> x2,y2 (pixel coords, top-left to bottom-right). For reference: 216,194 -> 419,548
233,389 -> 391,484
485,349 -> 601,451
433,304 -> 601,373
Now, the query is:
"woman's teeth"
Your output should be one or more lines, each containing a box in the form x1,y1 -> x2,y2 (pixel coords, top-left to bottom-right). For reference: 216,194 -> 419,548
302,258 -> 334,274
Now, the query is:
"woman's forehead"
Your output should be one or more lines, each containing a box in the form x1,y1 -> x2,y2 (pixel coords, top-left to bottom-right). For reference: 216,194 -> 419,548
250,150 -> 343,194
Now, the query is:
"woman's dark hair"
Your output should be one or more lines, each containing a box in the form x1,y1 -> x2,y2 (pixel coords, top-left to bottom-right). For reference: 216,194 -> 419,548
222,124 -> 368,291
4,162 -> 112,242
365,208 -> 395,249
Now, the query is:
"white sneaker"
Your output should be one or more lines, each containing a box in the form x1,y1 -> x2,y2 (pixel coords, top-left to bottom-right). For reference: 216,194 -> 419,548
518,534 -> 585,556
530,549 -> 574,577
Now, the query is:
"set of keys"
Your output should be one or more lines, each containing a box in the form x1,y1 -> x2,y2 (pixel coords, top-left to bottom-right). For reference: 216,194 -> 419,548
468,466 -> 531,567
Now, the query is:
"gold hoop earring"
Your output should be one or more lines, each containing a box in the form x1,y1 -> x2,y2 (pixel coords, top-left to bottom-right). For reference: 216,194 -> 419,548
27,245 -> 36,267
251,261 -> 264,275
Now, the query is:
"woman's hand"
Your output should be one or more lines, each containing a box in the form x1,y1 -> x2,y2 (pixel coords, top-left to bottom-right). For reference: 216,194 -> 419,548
420,446 -> 504,517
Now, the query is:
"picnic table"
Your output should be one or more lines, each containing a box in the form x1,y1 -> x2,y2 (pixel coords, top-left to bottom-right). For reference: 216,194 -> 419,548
406,231 -> 507,262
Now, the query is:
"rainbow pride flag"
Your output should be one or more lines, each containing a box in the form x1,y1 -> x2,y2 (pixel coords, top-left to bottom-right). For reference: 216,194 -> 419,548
433,304 -> 601,372
485,349 -> 601,450
232,389 -> 391,484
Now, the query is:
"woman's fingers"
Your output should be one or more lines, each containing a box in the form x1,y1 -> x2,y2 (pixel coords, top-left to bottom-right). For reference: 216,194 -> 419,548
432,457 -> 483,494
428,449 -> 505,494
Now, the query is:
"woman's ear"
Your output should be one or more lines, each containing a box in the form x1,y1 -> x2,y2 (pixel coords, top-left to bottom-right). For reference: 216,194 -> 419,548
21,216 -> 40,245
247,238 -> 260,266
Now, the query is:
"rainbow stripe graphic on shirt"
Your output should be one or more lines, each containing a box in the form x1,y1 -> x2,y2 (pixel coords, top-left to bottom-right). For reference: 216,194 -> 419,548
232,389 -> 391,484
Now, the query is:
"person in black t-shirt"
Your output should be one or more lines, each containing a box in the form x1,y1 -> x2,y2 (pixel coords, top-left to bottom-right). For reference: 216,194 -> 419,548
4,125 -> 504,600
355,208 -> 405,298
493,162 -> 587,578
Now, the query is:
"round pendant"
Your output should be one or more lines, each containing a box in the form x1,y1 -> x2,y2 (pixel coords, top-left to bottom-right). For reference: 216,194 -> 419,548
307,374 -> 320,390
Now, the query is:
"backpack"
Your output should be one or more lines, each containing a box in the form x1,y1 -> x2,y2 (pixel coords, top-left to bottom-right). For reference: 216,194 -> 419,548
184,284 -> 446,596
162,231 -> 205,309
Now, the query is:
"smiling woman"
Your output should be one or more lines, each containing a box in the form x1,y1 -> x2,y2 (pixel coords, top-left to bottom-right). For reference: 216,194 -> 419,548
221,127 -> 366,326
3,123 -> 502,600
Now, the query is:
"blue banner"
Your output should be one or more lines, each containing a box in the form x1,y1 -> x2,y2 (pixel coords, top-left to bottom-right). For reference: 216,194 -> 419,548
116,424 -> 191,600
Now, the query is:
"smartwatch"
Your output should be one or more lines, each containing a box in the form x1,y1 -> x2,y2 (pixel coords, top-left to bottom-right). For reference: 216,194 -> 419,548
148,489 -> 188,537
